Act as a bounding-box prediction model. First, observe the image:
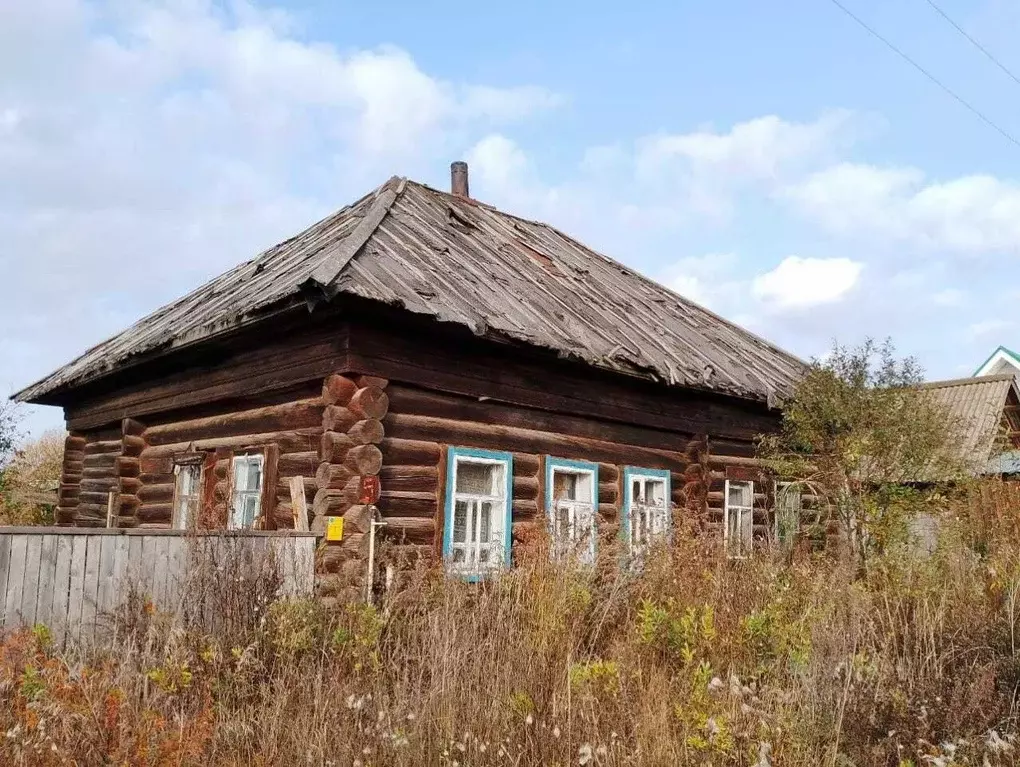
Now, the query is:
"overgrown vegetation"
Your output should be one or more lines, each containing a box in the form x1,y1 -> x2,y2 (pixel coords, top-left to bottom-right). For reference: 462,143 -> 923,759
1,499 -> 1020,766
759,339 -> 968,565
0,429 -> 62,525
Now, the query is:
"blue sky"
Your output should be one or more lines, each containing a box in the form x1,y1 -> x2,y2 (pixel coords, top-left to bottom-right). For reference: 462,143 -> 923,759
5,0 -> 1020,438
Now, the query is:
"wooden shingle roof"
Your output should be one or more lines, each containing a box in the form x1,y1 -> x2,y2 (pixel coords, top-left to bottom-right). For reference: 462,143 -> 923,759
921,374 -> 1018,473
16,177 -> 807,406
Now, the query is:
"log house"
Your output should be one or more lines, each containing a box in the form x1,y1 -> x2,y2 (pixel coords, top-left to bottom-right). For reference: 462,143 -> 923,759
16,164 -> 808,596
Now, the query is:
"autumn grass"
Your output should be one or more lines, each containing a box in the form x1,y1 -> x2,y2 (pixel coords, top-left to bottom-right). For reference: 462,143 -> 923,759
4,484 -> 1020,765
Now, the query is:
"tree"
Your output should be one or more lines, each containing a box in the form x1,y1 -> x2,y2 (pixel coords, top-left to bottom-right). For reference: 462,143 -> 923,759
0,429 -> 63,525
758,339 -> 966,565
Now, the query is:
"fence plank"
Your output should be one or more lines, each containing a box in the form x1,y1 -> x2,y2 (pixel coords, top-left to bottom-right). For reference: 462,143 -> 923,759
0,535 -> 12,626
96,536 -> 117,624
35,535 -> 58,627
67,535 -> 89,645
20,536 -> 43,627
51,536 -> 72,649
4,537 -> 28,630
79,536 -> 103,647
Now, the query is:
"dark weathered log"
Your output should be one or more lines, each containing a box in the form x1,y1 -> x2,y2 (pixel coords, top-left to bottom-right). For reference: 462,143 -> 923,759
707,454 -> 761,468
61,473 -> 83,485
377,491 -> 436,518
63,450 -> 85,465
137,504 -> 172,524
513,475 -> 539,501
141,429 -> 319,459
145,399 -> 323,446
343,444 -> 382,475
597,503 -> 619,520
513,453 -> 540,478
278,451 -> 320,477
118,495 -> 140,514
84,440 -> 122,456
276,476 -> 316,501
322,374 -> 358,406
349,386 -> 389,420
75,503 -> 107,521
116,515 -> 140,529
598,482 -> 619,505
65,435 -> 86,452
55,507 -> 77,525
378,465 -> 438,494
116,456 -> 141,478
598,463 -> 619,484
82,466 -> 116,480
119,477 -> 142,496
83,453 -> 118,471
273,504 -> 296,530
80,478 -> 119,493
354,375 -> 388,390
139,483 -> 175,503
343,504 -> 373,535
214,459 -> 229,479
120,435 -> 145,458
379,438 -> 441,466
313,489 -> 351,519
322,406 -> 358,434
513,499 -> 539,519
380,516 -> 435,545
122,418 -> 146,438
320,431 -> 354,463
348,419 -> 384,445
58,485 -> 79,503
139,473 -> 173,488
316,462 -> 353,491
139,454 -> 172,476
385,414 -> 688,471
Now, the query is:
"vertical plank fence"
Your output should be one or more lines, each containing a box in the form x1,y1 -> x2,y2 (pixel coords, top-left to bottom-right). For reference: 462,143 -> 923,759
0,528 -> 317,648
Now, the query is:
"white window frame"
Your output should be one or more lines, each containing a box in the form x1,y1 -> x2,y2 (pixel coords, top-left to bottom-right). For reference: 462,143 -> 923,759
229,453 -> 265,530
724,479 -> 754,559
774,481 -> 801,548
545,457 -> 598,565
444,447 -> 513,581
623,467 -> 671,559
172,459 -> 203,530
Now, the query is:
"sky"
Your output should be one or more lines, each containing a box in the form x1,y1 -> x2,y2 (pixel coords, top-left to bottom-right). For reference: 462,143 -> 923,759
5,0 -> 1020,439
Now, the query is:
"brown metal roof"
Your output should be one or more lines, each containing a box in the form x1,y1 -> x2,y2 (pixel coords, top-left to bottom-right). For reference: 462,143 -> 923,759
921,374 -> 1018,471
16,177 -> 807,405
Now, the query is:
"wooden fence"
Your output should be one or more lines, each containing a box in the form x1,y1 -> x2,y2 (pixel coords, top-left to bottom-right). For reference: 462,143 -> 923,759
0,528 -> 318,648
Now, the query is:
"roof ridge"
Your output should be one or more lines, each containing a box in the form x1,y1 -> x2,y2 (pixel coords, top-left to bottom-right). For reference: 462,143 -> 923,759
304,176 -> 406,296
921,373 -> 1016,388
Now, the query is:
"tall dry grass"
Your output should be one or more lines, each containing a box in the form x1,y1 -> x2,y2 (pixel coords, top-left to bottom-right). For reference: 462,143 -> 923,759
4,483 -> 1020,765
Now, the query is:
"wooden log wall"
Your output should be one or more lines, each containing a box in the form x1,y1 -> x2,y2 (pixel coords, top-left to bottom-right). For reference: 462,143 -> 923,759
313,374 -> 388,606
375,384 -> 727,559
130,384 -> 324,529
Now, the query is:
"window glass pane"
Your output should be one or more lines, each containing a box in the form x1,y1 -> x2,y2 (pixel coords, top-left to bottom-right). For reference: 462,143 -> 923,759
632,480 -> 641,504
452,548 -> 466,564
478,547 -> 490,564
246,458 -> 263,491
479,500 -> 493,542
243,494 -> 260,527
457,462 -> 495,495
556,504 -> 570,535
553,471 -> 577,501
645,479 -> 664,506
453,500 -> 468,543
740,508 -> 754,550
728,507 -> 742,547
728,481 -> 752,508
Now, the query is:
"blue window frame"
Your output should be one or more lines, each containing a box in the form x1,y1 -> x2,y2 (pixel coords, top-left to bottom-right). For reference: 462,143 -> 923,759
545,457 -> 599,564
622,467 -> 671,558
443,447 -> 514,581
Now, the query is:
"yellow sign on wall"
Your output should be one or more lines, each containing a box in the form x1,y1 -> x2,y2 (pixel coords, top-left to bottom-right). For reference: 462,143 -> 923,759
326,516 -> 345,542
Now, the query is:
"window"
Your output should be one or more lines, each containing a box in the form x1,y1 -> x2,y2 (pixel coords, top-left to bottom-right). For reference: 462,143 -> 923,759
724,480 -> 754,558
623,467 -> 671,558
172,460 -> 203,530
444,448 -> 513,580
230,454 -> 265,530
545,458 -> 598,564
775,482 -> 801,549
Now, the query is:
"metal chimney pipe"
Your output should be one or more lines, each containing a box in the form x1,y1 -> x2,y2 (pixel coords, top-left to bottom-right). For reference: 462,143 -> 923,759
451,161 -> 469,197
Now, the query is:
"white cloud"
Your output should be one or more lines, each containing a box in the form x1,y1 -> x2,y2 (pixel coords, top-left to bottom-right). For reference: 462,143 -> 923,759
932,288 -> 966,307
635,110 -> 853,182
0,0 -> 561,436
751,256 -> 863,310
967,319 -> 1013,339
781,163 -> 1020,254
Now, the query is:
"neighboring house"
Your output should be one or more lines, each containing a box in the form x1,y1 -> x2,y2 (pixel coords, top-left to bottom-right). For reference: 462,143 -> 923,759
973,346 -> 1020,380
14,164 -> 807,584
921,374 -> 1020,475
